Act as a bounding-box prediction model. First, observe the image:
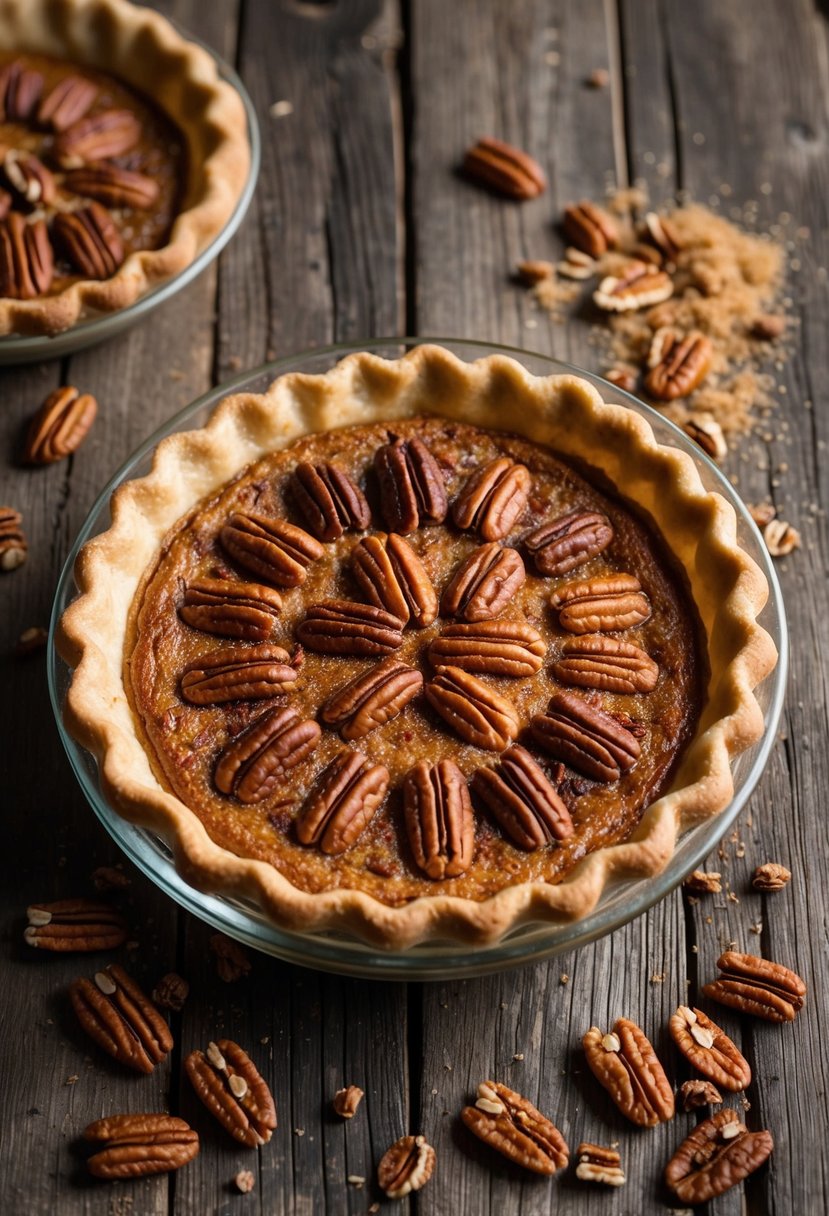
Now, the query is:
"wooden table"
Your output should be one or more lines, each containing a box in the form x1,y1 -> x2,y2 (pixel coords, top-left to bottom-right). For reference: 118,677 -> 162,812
2,1 -> 826,1211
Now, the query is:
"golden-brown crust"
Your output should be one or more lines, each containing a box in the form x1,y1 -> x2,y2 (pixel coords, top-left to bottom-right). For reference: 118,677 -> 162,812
0,0 -> 250,336
57,345 -> 778,948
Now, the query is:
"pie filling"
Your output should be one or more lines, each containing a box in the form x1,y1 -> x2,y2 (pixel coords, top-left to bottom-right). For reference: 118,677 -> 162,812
126,417 -> 706,906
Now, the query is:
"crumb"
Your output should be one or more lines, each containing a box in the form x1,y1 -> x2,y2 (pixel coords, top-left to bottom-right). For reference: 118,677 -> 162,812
586,67 -> 609,88
294,1127 -> 305,1136
650,972 -> 666,984
269,100 -> 294,119
560,973 -> 569,984
234,1170 -> 255,1193
65,1074 -> 79,1085
513,1052 -> 524,1061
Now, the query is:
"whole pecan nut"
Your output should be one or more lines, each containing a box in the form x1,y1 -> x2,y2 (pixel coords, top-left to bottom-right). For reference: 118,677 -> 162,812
296,749 -> 389,854
583,1019 -> 674,1126
0,213 -> 54,298
291,460 -> 371,540
471,745 -> 573,850
374,434 -> 447,533
25,898 -> 128,951
530,691 -> 641,782
562,200 -> 617,257
37,74 -> 97,131
180,643 -> 300,704
702,951 -> 806,1023
678,1079 -> 723,1111
594,262 -> 674,312
84,1113 -> 199,1179
452,458 -> 532,541
185,1039 -> 277,1148
64,161 -> 160,210
220,512 -> 324,587
424,666 -> 520,752
3,149 -> 56,206
428,619 -> 544,677
70,963 -> 173,1074
461,1080 -> 569,1175
297,599 -> 404,656
669,1006 -> 751,1091
575,1142 -> 625,1187
378,1134 -> 436,1198
441,543 -> 526,622
179,577 -> 282,641
54,108 -> 141,167
53,203 -> 124,279
0,60 -> 43,121
552,634 -> 659,694
645,329 -> 712,400
214,706 -> 321,804
0,506 -> 27,571
322,657 -> 423,740
462,137 -> 546,200
524,509 -> 614,577
550,572 -> 652,633
664,1109 -> 773,1205
350,532 -> 438,627
403,758 -> 474,880
24,385 -> 97,464
333,1084 -> 364,1119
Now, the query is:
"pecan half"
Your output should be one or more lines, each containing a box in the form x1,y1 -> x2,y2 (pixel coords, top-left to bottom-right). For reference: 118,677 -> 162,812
53,203 -> 124,279
642,211 -> 683,261
291,460 -> 370,540
220,512 -> 324,587
645,329 -> 712,400
37,74 -> 97,131
65,161 -> 160,210
472,745 -> 573,850
562,200 -> 617,257
594,262 -> 674,312
550,573 -> 652,633
751,861 -> 791,891
378,1134 -> 436,1198
441,543 -> 525,622
678,1079 -> 723,1111
3,149 -> 56,205
403,759 -> 474,880
425,666 -> 520,751
764,518 -> 801,557
333,1085 -> 364,1118
214,707 -> 321,804
683,413 -> 727,461
0,213 -> 54,298
669,1006 -> 751,1092
461,1081 -> 569,1175
296,749 -> 389,854
452,458 -> 532,541
684,868 -> 722,894
530,691 -> 641,782
350,532 -> 437,627
583,1019 -> 674,1126
297,599 -> 404,656
0,506 -> 27,571
553,635 -> 658,694
179,577 -> 282,641
25,898 -> 127,951
24,385 -> 97,464
702,951 -> 806,1023
70,964 -> 173,1074
462,136 -> 546,200
428,619 -> 544,677
180,643 -> 300,704
524,509 -> 613,577
84,1113 -> 199,1179
664,1109 -> 773,1205
0,60 -> 43,122
575,1142 -> 625,1187
53,108 -> 141,167
322,657 -> 423,740
152,972 -> 190,1013
374,434 -> 447,533
185,1039 -> 277,1148
210,933 -> 252,983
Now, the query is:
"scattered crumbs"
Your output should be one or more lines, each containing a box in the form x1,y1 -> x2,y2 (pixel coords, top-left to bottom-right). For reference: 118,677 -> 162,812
46,1018 -> 54,1026
294,1128 -> 305,1137
226,354 -> 242,371
586,67 -> 609,89
260,1036 -> 270,1045
513,1052 -> 525,1061
727,892 -> 740,904
691,944 -> 699,953
369,1205 -> 381,1215
347,1175 -> 365,1187
735,842 -> 746,859
269,99 -> 294,119
431,1088 -> 438,1096
65,1074 -> 79,1085
500,1001 -> 508,1009
560,973 -> 569,985
234,1170 -> 255,1194
741,1096 -> 752,1111
444,1064 -> 453,1072
750,921 -> 763,935
650,972 -> 666,985
168,369 -> 185,382
545,50 -> 561,66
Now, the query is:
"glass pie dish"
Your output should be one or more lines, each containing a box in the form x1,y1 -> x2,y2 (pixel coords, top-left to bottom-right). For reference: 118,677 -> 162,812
48,338 -> 787,979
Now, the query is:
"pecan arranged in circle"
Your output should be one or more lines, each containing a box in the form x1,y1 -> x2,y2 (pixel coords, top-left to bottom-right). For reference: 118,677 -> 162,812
180,643 -> 301,705
669,1006 -> 751,1092
574,1142 -> 625,1187
351,532 -> 437,627
403,759 -> 474,880
37,74 -> 97,131
471,745 -> 573,851
550,572 -> 652,633
530,691 -> 641,782
664,1109 -> 773,1205
552,634 -> 659,694
645,329 -> 713,401
0,59 -> 43,122
70,964 -> 173,1074
291,460 -> 371,541
322,657 -> 423,740
452,457 -> 532,541
461,1080 -> 569,1175
594,261 -> 674,312
702,951 -> 806,1023
296,749 -> 389,854
297,599 -> 404,655
25,898 -> 128,952
220,512 -> 324,587
179,577 -> 283,641
425,666 -> 519,751
524,509 -> 613,576
374,434 -> 447,533
562,200 -> 617,258
3,149 -> 56,205
24,385 -> 97,465
65,161 -> 161,210
441,543 -> 525,622
0,213 -> 54,298
54,108 -> 141,168
462,136 -> 546,200
84,1113 -> 199,1180
583,1019 -> 674,1126
378,1133 -> 436,1198
53,202 -> 124,279
214,706 -> 321,804
428,619 -> 544,677
185,1039 -> 277,1148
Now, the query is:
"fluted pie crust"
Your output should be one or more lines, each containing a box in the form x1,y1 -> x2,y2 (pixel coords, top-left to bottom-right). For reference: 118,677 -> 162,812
57,346 -> 777,948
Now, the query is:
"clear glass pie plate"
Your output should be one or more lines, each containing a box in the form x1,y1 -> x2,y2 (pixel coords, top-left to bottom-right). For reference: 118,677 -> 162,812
47,338 -> 788,980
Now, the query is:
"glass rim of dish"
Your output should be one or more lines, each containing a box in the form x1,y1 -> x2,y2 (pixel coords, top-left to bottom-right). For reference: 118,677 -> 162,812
47,337 -> 789,981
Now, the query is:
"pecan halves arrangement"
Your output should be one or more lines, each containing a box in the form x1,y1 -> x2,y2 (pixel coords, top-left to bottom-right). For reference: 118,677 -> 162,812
664,1108 -> 773,1206
53,108 -> 141,168
441,543 -> 526,622
322,657 -> 423,741
0,60 -> 43,122
350,532 -> 438,627
297,599 -> 404,656
179,577 -> 283,641
84,1114 -> 199,1180
0,212 -> 54,298
404,759 -> 474,879
530,691 -> 641,782
378,1134 -> 436,1198
214,706 -> 321,804
550,573 -> 652,633
594,261 -> 674,312
452,458 -> 532,541
524,510 -> 613,577
37,74 -> 98,131
583,1019 -> 674,1126
374,434 -> 447,533
3,149 -> 57,206
180,644 -> 301,705
461,1081 -> 569,1175
702,951 -> 806,1023
220,512 -> 324,587
669,1006 -> 751,1091
53,203 -> 124,279
70,964 -> 173,1074
425,666 -> 520,751
290,460 -> 371,541
24,899 -> 128,952
24,385 -> 97,465
185,1039 -> 277,1148
462,137 -> 546,200
471,745 -> 573,851
428,619 -> 544,677
64,162 -> 160,210
552,635 -> 659,694
296,750 -> 389,854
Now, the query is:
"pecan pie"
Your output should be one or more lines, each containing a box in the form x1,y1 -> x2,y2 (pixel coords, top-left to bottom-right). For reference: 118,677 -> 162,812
0,0 -> 249,335
58,346 -> 777,947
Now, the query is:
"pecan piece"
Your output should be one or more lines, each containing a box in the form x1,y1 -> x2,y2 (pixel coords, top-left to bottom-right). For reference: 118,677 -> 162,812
550,573 -> 652,633
562,200 -> 617,257
185,1039 -> 277,1148
471,745 -> 573,850
210,933 -> 252,983
515,258 -> 555,285
181,643 -> 300,704
296,750 -> 389,854
16,625 -> 48,655
179,577 -> 282,641
684,868 -> 722,894
378,1134 -> 436,1198
764,518 -> 801,556
70,964 -> 173,1074
53,108 -> 141,167
452,458 -> 532,541
594,262 -> 674,312
25,898 -> 128,951
425,666 -> 519,751
664,1109 -> 773,1205
84,1113 -> 199,1179
441,543 -> 525,622
428,619 -> 544,677
215,707 -> 320,804
152,972 -> 190,1013
461,1081 -> 568,1175
462,136 -> 546,200
3,149 -> 56,205
669,1006 -> 751,1092
524,509 -> 613,576
752,861 -> 791,891
350,532 -> 437,627
683,413 -> 727,461
553,634 -> 658,694
642,211 -> 683,262
0,60 -> 43,121
645,329 -> 712,400
575,1142 -> 625,1187
0,213 -> 54,298
291,460 -> 370,540
702,951 -> 806,1023
583,1019 -> 674,1126
37,74 -> 97,131
333,1085 -> 364,1118
64,161 -> 160,210
678,1079 -> 723,1110
322,657 -> 423,740
297,599 -> 404,656
24,385 -> 97,464
374,434 -> 447,533
403,759 -> 474,879
220,512 -> 323,587
0,506 -> 27,571
530,691 -> 641,782
53,203 -> 124,279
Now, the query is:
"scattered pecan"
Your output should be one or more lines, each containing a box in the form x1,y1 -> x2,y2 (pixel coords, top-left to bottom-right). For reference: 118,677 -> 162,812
374,434 -> 447,533
645,329 -> 712,401
0,60 -> 43,121
350,532 -> 438,627
428,619 -> 544,677
530,691 -> 641,782
678,1079 -> 723,1110
748,501 -> 776,528
669,1006 -> 751,1092
15,625 -> 48,656
452,457 -> 532,541
65,161 -> 160,210
562,200 -> 617,258
594,262 -> 673,312
515,258 -> 554,285
0,213 -> 54,298
333,1085 -> 364,1118
664,1108 -> 773,1205
0,506 -> 27,571
378,1134 -> 437,1198
553,634 -> 658,694
462,136 -> 546,200
751,861 -> 792,891
3,149 -> 56,205
24,385 -> 97,464
683,413 -> 727,461
84,1113 -> 199,1179
297,599 -> 404,656
763,518 -> 801,557
524,509 -> 613,577
214,706 -> 321,804
471,744 -> 573,850
290,460 -> 370,541
185,1039 -> 277,1147
180,643 -> 299,704
424,666 -> 520,751
296,750 -> 389,854
235,1169 -> 256,1193
461,1080 -> 569,1175
24,898 -> 127,951
37,74 -> 97,131
702,951 -> 806,1023
90,865 -> 131,892
152,972 -> 190,1012
751,313 -> 786,340
583,1019 -> 674,1126
557,248 -> 598,279
179,577 -> 283,641
575,1142 -> 625,1187
70,964 -> 173,1073
53,203 -> 124,279
642,211 -> 683,262
441,543 -> 526,622
221,512 -> 324,587
322,657 -> 423,740
684,869 -> 722,894
53,108 -> 141,167
210,933 -> 252,982
403,758 -> 474,879
550,572 -> 651,633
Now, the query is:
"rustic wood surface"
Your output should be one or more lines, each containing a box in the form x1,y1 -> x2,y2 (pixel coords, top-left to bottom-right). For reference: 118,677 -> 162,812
1,0 -> 826,1212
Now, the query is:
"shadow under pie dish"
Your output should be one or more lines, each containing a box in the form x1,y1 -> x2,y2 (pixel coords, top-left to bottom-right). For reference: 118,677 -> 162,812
56,344 -> 778,949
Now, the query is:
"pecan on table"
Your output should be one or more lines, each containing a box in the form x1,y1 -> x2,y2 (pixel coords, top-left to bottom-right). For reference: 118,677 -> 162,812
333,1084 -> 364,1118
669,1006 -> 751,1092
25,898 -> 127,952
471,745 -> 573,850
84,1113 -> 199,1179
642,211 -> 683,262
152,972 -> 190,1012
664,1108 -> 773,1205
220,512 -> 324,587
65,162 -> 160,210
374,434 -> 447,533
461,1080 -> 569,1175
524,509 -> 613,577
53,203 -> 124,279
179,577 -> 283,641
682,413 -> 728,461
428,619 -> 545,677
70,963 -> 173,1074
552,634 -> 659,694
403,758 -> 474,879
683,868 -> 722,894
424,666 -> 519,751
751,861 -> 792,891
594,262 -> 674,312
530,691 -> 641,783
296,750 -> 389,854
290,460 -> 370,541
0,506 -> 27,571
583,1019 -> 674,1126
53,108 -> 141,168
378,1134 -> 436,1198
24,386 -> 98,465
574,1142 -> 625,1187
645,329 -> 713,401
702,951 -> 806,1023
550,572 -> 652,633
3,149 -> 56,206
763,518 -> 801,557
350,532 -> 438,627
440,543 -> 525,623
37,74 -> 97,131
214,706 -> 321,804
209,933 -> 252,983
462,136 -> 546,200
296,599 -> 404,656
452,458 -> 532,541
0,213 -> 54,298
679,1079 -> 723,1111
0,59 -> 43,121
180,643 -> 300,705
322,657 -> 423,741
562,200 -> 617,258
185,1039 -> 277,1148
